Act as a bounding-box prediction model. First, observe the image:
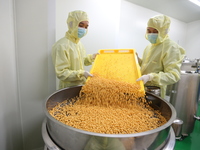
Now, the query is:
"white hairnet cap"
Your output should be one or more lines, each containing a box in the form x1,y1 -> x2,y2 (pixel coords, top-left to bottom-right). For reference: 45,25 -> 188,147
65,10 -> 89,40
67,10 -> 89,29
147,15 -> 171,43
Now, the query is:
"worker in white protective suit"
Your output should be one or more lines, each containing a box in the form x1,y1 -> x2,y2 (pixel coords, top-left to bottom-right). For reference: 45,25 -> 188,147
52,10 -> 98,89
136,15 -> 185,98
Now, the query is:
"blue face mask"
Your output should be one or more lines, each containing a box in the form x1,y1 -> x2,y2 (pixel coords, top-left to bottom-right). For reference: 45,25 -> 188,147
147,33 -> 158,44
78,27 -> 86,38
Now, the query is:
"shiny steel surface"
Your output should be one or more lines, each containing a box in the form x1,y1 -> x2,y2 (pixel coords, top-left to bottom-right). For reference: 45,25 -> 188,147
42,118 -> 61,150
44,86 -> 176,150
169,72 -> 200,136
145,86 -> 161,96
172,119 -> 183,139
163,127 -> 176,150
181,62 -> 196,72
42,119 -> 176,150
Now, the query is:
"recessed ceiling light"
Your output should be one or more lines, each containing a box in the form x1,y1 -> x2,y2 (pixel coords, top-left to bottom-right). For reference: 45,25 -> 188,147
189,0 -> 200,7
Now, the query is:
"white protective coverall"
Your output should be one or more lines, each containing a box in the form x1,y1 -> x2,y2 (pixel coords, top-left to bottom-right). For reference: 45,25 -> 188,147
52,10 -> 94,89
139,15 -> 185,98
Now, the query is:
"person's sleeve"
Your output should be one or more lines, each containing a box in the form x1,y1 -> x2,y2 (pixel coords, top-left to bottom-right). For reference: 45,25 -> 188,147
149,45 -> 185,86
84,54 -> 94,66
78,43 -> 94,66
53,45 -> 85,82
136,52 -> 142,65
139,45 -> 151,66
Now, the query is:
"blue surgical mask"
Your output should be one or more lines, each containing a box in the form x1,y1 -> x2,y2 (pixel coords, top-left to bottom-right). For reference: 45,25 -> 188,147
78,27 -> 86,38
147,33 -> 158,44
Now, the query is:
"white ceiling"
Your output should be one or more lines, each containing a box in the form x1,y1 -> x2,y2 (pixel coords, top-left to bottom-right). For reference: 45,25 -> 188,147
127,0 -> 200,23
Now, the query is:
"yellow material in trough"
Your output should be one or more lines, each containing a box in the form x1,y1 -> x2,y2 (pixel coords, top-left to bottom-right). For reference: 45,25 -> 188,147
89,49 -> 144,93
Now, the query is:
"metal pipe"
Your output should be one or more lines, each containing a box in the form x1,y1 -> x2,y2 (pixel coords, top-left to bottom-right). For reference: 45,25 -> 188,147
194,115 -> 200,121
196,58 -> 200,73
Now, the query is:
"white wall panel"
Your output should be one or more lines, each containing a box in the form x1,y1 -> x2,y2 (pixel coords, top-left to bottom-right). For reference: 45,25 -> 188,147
0,0 -> 23,149
186,20 -> 200,59
14,0 -> 56,149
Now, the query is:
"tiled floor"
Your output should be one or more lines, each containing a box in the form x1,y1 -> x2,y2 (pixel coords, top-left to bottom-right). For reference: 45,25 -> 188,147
174,102 -> 200,150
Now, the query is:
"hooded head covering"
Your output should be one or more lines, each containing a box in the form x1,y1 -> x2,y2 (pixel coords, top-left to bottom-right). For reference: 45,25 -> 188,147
146,15 -> 171,44
66,10 -> 89,43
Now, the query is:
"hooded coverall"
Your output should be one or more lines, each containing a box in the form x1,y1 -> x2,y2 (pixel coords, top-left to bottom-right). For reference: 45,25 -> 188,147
52,10 -> 94,89
139,15 -> 185,98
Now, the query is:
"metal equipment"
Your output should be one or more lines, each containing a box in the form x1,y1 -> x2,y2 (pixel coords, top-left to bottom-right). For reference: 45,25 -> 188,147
42,119 -> 176,150
168,58 -> 200,140
42,86 -> 176,150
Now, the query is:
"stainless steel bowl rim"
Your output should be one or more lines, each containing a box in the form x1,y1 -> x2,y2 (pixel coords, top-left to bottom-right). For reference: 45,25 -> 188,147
44,86 -> 176,138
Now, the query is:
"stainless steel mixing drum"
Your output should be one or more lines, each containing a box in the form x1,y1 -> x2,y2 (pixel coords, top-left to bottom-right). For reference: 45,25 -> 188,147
43,86 -> 176,150
42,119 -> 176,150
169,72 -> 200,137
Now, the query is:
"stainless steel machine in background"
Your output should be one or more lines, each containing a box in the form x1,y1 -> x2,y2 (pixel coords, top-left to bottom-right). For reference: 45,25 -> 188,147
167,58 -> 200,140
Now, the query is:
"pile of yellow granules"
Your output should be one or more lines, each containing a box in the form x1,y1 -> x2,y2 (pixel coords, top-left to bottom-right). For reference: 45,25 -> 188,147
48,74 -> 167,134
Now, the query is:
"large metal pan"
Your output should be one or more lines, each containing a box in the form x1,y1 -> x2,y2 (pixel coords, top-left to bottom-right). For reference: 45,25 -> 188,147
44,86 -> 176,150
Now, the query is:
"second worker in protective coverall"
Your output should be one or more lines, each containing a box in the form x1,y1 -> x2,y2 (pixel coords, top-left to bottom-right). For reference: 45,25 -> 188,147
52,10 -> 98,89
137,15 -> 185,98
